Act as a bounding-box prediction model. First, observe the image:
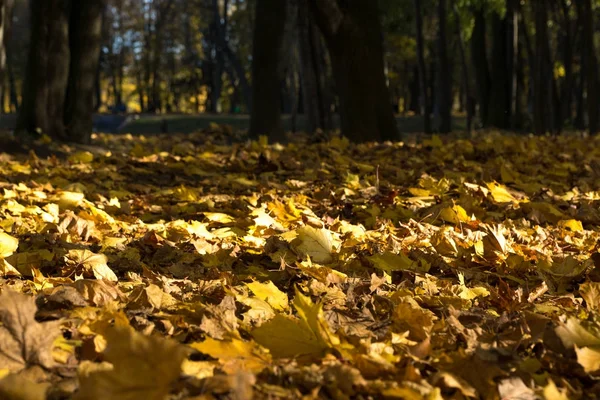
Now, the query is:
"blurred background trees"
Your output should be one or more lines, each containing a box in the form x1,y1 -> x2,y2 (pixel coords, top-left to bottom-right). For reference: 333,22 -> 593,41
4,0 -> 600,142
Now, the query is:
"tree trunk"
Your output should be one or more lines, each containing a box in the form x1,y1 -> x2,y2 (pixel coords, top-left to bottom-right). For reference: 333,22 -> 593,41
17,0 -> 70,139
0,0 -> 7,114
309,0 -> 398,142
452,3 -> 473,133
580,0 -> 598,134
532,0 -> 554,135
487,11 -> 511,129
298,0 -> 320,132
436,0 -> 452,133
249,0 -> 287,140
413,0 -> 430,133
6,47 -> 16,112
559,0 -> 574,126
64,0 -> 104,143
470,8 -> 491,127
17,0 -> 104,143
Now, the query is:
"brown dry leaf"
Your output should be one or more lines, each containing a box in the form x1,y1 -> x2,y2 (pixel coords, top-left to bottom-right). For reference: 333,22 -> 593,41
72,279 -> 125,307
579,281 -> 600,311
497,377 -> 537,400
75,326 -> 187,400
200,295 -> 239,339
392,296 -> 437,341
0,290 -> 61,372
64,249 -> 117,282
127,283 -> 178,311
0,373 -> 50,400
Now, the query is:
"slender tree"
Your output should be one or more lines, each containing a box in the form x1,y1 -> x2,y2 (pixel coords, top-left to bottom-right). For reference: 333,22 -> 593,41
413,0 -> 430,133
487,8 -> 512,129
249,0 -> 287,140
470,7 -> 491,127
580,0 -> 598,134
436,0 -> 452,133
308,0 -> 398,142
532,0 -> 555,135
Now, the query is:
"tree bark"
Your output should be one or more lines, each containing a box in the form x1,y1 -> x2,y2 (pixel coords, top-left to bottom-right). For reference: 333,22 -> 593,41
580,0 -> 598,134
298,0 -> 321,132
17,0 -> 105,143
309,0 -> 398,142
413,0 -> 430,133
487,11 -> 512,129
17,0 -> 70,139
532,0 -> 555,135
452,3 -> 473,133
249,0 -> 287,140
558,0 -> 574,126
64,0 -> 104,143
436,0 -> 452,133
470,8 -> 491,127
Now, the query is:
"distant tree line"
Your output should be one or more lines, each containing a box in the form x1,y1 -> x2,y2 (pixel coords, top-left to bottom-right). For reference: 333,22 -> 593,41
2,0 -> 600,143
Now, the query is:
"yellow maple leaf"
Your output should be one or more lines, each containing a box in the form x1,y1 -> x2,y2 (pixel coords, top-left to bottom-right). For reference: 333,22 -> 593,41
189,337 -> 271,373
0,231 -> 18,258
252,288 -> 338,359
246,280 -> 289,311
439,205 -> 470,224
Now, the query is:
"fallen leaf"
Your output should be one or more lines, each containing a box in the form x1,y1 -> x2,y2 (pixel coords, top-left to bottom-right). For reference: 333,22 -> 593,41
246,280 -> 289,311
74,326 -> 187,400
0,290 -> 61,372
190,337 -> 271,373
291,226 -> 335,264
64,249 -> 117,282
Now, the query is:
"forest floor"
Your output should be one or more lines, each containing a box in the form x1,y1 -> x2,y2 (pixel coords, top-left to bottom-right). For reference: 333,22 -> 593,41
0,113 -> 468,135
0,127 -> 597,399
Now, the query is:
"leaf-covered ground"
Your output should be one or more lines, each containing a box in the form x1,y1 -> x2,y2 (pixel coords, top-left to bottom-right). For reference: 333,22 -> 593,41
1,129 -> 600,399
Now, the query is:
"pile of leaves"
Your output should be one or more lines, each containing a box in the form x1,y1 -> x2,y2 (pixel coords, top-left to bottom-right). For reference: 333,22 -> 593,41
1,128 -> 600,399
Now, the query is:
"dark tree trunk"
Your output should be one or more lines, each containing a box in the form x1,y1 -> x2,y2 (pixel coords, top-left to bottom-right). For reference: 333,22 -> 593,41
298,0 -> 324,133
17,0 -> 70,139
64,0 -> 104,143
17,0 -> 104,143
408,66 -> 420,114
532,0 -> 555,135
580,0 -> 598,134
436,0 -> 452,133
470,8 -> 491,127
452,3 -> 473,133
309,0 -> 398,142
508,0 -> 520,128
487,11 -> 512,129
6,48 -> 16,112
94,49 -> 102,112
0,0 -> 14,114
0,0 -> 7,114
209,0 -> 225,113
413,0 -> 430,133
249,0 -> 287,140
558,0 -> 574,126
